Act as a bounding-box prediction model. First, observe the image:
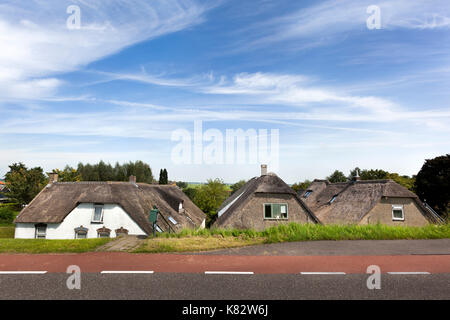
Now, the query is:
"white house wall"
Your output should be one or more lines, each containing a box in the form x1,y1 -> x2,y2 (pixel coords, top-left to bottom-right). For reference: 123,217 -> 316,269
14,203 -> 147,239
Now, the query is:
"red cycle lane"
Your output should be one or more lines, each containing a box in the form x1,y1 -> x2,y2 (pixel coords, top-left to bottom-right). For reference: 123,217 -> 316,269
0,253 -> 449,274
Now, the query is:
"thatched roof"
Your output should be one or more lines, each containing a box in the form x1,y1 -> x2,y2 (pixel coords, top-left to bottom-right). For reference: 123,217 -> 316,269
301,179 -> 437,224
14,182 -> 206,234
215,174 -> 319,227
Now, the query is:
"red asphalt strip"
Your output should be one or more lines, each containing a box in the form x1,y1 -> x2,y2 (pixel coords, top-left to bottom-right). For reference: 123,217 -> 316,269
0,253 -> 449,274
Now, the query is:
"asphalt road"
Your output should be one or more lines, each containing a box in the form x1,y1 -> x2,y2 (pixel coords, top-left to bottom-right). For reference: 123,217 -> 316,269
0,273 -> 448,300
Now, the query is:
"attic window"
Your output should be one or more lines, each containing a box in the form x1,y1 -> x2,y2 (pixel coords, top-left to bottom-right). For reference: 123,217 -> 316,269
168,216 -> 178,225
304,190 -> 312,198
75,226 -> 88,239
392,205 -> 404,221
92,204 -> 104,223
35,224 -> 47,239
329,195 -> 338,204
97,227 -> 111,238
264,203 -> 288,219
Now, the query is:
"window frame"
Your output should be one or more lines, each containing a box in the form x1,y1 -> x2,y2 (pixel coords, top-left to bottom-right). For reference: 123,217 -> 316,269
91,204 -> 104,223
35,224 -> 47,239
74,226 -> 88,239
304,190 -> 312,198
263,203 -> 289,220
392,205 -> 405,221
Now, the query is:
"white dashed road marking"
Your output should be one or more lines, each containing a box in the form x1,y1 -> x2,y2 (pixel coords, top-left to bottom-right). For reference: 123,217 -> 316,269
0,271 -> 48,274
301,272 -> 346,275
387,272 -> 430,275
205,271 -> 254,275
100,271 -> 155,274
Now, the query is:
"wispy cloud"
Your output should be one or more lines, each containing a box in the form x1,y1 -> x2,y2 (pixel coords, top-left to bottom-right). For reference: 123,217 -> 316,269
241,0 -> 450,49
0,0 -> 212,100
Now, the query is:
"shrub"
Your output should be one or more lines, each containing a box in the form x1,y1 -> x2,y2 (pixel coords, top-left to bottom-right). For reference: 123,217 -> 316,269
0,206 -> 16,225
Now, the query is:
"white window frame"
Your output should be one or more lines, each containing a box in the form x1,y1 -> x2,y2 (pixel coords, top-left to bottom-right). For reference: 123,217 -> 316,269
75,231 -> 87,239
392,205 -> 404,221
263,203 -> 288,220
91,204 -> 104,223
35,224 -> 47,239
168,216 -> 178,225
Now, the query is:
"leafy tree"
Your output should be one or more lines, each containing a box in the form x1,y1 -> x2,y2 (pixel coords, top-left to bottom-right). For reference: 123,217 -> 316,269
4,163 -> 47,206
415,154 -> 449,218
230,180 -> 246,195
76,161 -> 153,183
348,167 -> 415,191
291,180 -> 312,192
327,170 -> 347,183
52,166 -> 81,182
182,187 -> 197,201
176,181 -> 188,189
193,179 -> 229,226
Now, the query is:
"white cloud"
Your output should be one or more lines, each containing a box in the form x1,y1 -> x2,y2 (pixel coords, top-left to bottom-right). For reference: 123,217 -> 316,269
245,0 -> 450,48
0,0 -> 211,100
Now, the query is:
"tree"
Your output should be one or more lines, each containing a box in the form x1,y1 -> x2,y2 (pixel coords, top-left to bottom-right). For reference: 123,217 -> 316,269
230,180 -> 246,195
193,179 -> 229,226
415,154 -> 449,218
291,180 -> 312,192
52,166 -> 81,182
176,181 -> 188,189
327,170 -> 347,183
76,161 -> 153,183
159,168 -> 168,185
182,187 -> 197,201
4,163 -> 47,206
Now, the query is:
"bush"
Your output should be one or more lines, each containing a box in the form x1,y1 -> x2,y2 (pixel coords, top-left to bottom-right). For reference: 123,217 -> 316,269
0,206 -> 16,225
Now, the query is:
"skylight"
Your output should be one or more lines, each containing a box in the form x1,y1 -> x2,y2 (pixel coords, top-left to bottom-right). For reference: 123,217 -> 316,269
168,216 -> 178,225
304,190 -> 312,198
329,195 -> 337,204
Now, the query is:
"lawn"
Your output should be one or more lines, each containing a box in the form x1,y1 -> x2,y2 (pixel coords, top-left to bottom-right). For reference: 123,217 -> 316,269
0,238 -> 112,254
0,226 -> 15,238
136,223 -> 450,253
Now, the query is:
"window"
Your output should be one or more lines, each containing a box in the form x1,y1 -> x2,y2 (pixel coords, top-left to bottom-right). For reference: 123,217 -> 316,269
35,224 -> 47,239
304,190 -> 312,198
75,226 -> 88,239
392,205 -> 404,221
329,195 -> 337,204
155,225 -> 162,233
168,216 -> 178,225
97,227 -> 111,238
264,203 -> 288,219
92,204 -> 104,223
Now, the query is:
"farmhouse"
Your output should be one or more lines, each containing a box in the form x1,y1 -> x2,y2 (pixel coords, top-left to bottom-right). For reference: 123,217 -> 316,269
213,165 -> 319,230
14,174 -> 206,239
300,178 -> 441,226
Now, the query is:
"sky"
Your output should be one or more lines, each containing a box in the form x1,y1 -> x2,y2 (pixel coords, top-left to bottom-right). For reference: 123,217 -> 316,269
0,0 -> 449,184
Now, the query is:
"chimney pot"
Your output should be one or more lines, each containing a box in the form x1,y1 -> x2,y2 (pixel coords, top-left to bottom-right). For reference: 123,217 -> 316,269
261,164 -> 268,176
129,175 -> 136,184
47,172 -> 58,183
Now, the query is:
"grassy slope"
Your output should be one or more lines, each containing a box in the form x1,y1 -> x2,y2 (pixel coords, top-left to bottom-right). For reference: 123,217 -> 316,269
136,223 -> 450,253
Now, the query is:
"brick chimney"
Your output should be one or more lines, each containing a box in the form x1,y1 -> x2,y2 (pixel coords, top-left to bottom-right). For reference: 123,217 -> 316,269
47,172 -> 58,184
129,175 -> 137,184
261,164 -> 268,176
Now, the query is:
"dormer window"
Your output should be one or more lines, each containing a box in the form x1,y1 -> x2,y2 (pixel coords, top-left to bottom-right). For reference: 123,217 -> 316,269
92,204 -> 104,223
304,190 -> 312,198
179,201 -> 185,213
392,205 -> 404,221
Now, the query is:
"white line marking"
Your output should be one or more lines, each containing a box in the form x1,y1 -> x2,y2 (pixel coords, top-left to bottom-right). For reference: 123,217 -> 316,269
100,271 -> 154,274
301,272 -> 346,275
0,271 -> 47,274
205,271 -> 254,275
387,272 -> 430,275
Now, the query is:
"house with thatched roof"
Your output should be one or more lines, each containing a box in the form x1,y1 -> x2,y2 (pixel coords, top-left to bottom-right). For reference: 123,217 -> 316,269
213,165 -> 319,230
14,174 -> 206,239
300,178 -> 441,226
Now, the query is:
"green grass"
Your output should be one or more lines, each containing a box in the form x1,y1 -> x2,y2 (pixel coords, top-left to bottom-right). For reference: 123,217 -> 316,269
0,226 -> 15,238
136,223 -> 450,253
0,238 -> 112,254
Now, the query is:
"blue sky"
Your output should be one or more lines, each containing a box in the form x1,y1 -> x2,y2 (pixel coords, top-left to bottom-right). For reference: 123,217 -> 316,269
0,0 -> 449,183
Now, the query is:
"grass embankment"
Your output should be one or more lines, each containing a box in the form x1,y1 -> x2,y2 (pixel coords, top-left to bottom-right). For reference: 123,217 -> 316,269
0,238 -> 112,254
136,223 -> 450,253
